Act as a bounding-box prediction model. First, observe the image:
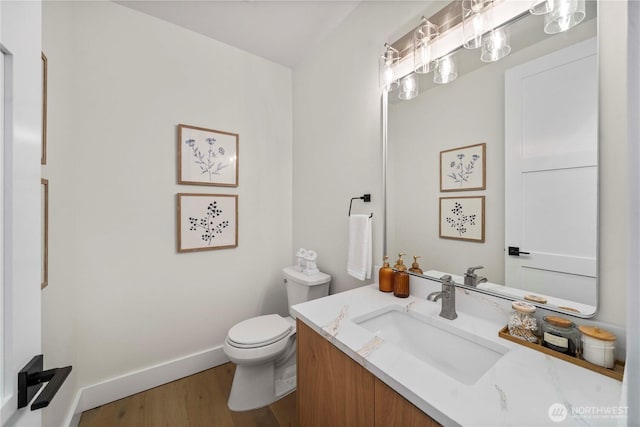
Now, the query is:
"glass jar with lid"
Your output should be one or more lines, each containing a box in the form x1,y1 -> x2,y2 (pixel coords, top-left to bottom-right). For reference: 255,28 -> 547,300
541,315 -> 580,356
579,325 -> 617,368
508,301 -> 538,342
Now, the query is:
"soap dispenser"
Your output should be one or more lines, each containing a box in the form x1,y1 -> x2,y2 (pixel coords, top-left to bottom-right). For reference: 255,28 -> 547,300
378,256 -> 394,293
393,254 -> 410,298
409,256 -> 423,275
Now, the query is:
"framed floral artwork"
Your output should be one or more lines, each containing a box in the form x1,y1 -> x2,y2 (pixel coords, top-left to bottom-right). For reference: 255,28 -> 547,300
440,143 -> 486,192
439,196 -> 485,242
178,124 -> 239,187
177,193 -> 238,252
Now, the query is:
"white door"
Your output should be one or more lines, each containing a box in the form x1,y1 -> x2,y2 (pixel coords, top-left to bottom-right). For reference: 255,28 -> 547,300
505,38 -> 598,307
1,1 -> 43,426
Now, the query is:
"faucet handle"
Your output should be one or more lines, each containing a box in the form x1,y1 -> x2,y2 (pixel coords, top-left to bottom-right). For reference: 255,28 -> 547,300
466,265 -> 484,275
440,274 -> 452,284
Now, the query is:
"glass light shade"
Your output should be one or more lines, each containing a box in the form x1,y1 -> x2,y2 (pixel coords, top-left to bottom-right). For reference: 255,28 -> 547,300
379,45 -> 400,91
544,0 -> 585,34
480,27 -> 511,63
414,20 -> 439,74
433,55 -> 457,85
398,74 -> 419,100
529,0 -> 553,15
462,0 -> 490,49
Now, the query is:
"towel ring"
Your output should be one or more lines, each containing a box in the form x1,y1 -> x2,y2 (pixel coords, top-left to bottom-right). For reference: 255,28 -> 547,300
348,194 -> 373,218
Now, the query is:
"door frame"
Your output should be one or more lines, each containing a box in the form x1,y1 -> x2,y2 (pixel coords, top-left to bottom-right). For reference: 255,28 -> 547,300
1,1 -> 43,425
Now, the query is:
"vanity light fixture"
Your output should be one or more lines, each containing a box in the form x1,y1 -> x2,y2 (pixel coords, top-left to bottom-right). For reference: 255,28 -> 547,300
529,0 -> 553,15
530,0 -> 586,33
480,26 -> 511,63
414,17 -> 439,74
380,43 -> 400,91
398,73 -> 419,100
462,0 -> 493,49
380,0 -> 588,97
543,0 -> 586,34
433,54 -> 458,85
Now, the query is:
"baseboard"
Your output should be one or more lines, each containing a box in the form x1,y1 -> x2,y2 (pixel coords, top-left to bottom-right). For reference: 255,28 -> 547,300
63,345 -> 229,426
64,391 -> 83,427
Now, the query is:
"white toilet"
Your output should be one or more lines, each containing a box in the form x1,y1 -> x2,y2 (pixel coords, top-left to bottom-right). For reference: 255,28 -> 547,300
223,266 -> 331,411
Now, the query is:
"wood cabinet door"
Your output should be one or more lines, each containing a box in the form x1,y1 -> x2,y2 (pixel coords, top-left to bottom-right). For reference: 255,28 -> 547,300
297,320 -> 374,427
374,378 -> 440,427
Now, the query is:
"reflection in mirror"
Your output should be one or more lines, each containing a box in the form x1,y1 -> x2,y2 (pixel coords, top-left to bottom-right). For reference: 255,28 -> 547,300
385,3 -> 597,317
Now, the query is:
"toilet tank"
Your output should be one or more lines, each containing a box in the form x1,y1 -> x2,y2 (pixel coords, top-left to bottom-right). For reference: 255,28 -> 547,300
282,266 -> 331,318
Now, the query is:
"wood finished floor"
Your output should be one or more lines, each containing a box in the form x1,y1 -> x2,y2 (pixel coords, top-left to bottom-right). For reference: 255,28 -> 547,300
79,363 -> 300,427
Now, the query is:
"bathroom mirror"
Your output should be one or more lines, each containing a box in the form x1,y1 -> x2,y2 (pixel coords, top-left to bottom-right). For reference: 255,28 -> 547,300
385,3 -> 598,317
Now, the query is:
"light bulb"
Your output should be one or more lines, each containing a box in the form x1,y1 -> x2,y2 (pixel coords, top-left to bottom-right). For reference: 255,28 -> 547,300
481,27 -> 511,63
398,74 -> 419,100
414,19 -> 438,74
379,44 -> 399,91
544,0 -> 585,34
434,55 -> 457,85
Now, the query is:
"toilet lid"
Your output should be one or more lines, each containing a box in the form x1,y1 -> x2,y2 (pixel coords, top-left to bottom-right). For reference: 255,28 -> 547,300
227,314 -> 293,348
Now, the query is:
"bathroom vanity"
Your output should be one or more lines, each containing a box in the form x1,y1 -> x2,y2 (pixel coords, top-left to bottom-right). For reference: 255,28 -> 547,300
292,278 -> 624,426
297,319 -> 438,426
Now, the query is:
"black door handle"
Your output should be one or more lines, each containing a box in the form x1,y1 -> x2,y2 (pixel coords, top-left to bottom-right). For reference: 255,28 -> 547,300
508,246 -> 530,257
18,355 -> 72,410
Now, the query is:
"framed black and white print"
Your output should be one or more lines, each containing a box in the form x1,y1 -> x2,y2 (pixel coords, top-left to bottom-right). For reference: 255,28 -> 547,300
177,193 -> 238,252
440,143 -> 486,192
439,196 -> 485,242
178,124 -> 238,187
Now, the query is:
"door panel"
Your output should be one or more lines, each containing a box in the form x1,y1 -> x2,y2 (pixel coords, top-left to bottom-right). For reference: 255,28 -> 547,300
505,37 -> 597,307
1,1 -> 43,425
521,167 -> 597,259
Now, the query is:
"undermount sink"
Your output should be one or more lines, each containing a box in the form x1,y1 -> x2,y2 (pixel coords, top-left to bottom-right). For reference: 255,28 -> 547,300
353,306 -> 508,385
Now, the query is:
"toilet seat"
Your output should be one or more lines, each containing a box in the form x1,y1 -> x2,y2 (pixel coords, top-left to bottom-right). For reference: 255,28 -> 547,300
227,314 -> 293,349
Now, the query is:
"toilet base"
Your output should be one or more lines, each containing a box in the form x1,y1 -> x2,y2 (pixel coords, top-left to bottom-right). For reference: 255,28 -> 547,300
227,351 -> 296,411
274,364 -> 296,397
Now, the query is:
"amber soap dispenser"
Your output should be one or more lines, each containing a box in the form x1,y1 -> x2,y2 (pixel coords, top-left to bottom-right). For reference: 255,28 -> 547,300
393,254 -> 410,298
378,256 -> 394,292
409,256 -> 423,274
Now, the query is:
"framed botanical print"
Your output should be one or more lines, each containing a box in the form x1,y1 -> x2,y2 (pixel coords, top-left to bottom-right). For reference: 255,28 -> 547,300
177,193 -> 238,252
440,143 -> 486,192
439,196 -> 485,242
178,124 -> 238,187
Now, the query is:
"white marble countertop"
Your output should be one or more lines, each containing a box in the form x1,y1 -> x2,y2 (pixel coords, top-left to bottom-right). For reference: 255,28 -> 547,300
291,283 -> 624,426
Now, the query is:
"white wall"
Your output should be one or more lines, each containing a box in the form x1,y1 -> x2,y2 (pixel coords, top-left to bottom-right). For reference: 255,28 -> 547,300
41,5 -> 79,425
597,1 -> 628,326
293,1 -> 628,326
292,1 -> 443,294
42,2 -> 292,424
627,0 -> 640,419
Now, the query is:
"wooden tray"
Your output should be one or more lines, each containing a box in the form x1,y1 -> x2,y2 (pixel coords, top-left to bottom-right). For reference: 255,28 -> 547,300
498,326 -> 624,381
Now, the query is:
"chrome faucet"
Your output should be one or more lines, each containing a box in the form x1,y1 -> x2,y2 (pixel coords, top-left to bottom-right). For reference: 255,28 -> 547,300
427,275 -> 458,320
464,266 -> 487,287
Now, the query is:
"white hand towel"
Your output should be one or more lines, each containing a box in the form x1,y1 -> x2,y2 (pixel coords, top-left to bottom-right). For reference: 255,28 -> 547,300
347,214 -> 372,281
